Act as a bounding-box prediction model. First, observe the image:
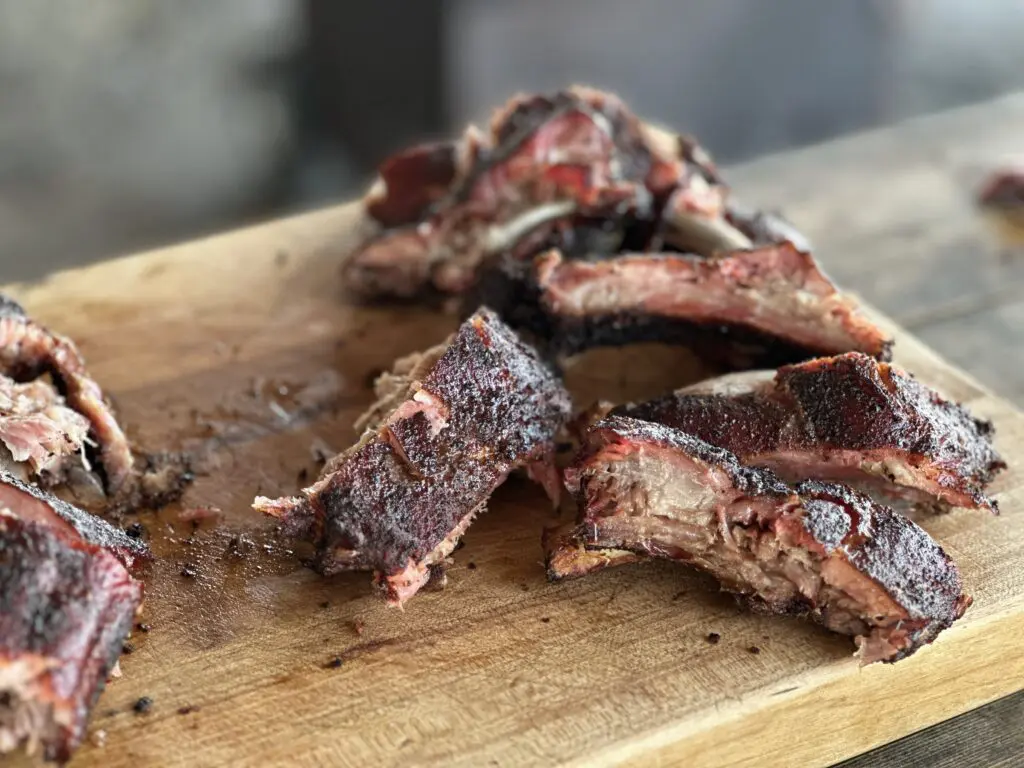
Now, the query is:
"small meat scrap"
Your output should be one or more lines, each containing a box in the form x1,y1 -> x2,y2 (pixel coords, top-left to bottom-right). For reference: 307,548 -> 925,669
474,244 -> 891,368
255,308 -> 571,606
0,473 -> 148,762
344,87 -> 763,298
617,352 -> 1004,513
550,416 -> 970,664
977,164 -> 1024,252
0,295 -> 135,499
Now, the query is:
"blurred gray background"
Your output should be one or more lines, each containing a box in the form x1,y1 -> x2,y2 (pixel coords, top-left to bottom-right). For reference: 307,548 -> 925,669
3,0 -> 1024,280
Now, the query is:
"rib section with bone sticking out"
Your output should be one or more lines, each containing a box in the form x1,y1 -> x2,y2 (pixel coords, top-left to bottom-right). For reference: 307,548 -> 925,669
617,352 -> 1005,514
255,308 -> 571,606
473,243 -> 891,368
0,295 -> 134,499
0,472 -> 148,763
550,416 -> 970,664
344,86 -> 763,298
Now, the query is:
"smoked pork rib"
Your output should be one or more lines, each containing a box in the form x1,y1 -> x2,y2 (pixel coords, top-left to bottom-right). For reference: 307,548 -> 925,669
618,353 -> 1004,513
0,295 -> 134,498
0,473 -> 147,763
552,416 -> 970,663
344,86 -> 757,297
255,308 -> 571,606
475,244 -> 891,367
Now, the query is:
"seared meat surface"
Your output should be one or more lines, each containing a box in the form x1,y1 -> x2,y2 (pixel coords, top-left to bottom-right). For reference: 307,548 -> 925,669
345,87 -> 761,297
0,473 -> 147,763
0,296 -> 134,499
474,244 -> 891,367
255,308 -> 571,606
552,416 -> 970,663
618,353 -> 1004,513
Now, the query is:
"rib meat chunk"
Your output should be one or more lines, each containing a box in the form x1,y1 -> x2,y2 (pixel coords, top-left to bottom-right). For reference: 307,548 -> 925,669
344,87 -> 756,297
255,308 -> 571,606
618,353 -> 1004,512
0,296 -> 134,499
551,416 -> 970,663
475,244 -> 891,367
0,473 -> 147,763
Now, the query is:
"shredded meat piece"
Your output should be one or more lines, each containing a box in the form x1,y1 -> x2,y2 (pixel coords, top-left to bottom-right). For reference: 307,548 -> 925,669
344,87 -> 757,297
255,308 -> 571,606
550,416 -> 970,664
0,375 -> 89,482
473,244 -> 891,368
0,296 -> 134,498
618,353 -> 1004,512
0,473 -> 148,762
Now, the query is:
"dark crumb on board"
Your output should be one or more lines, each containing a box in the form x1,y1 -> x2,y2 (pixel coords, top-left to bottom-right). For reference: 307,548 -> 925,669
297,467 -> 309,485
122,642 -> 135,655
706,632 -> 721,645
520,584 -> 530,591
324,657 -> 344,669
132,697 -> 154,715
748,646 -> 761,655
467,561 -> 477,570
453,539 -> 466,552
136,623 -> 152,633
352,619 -> 365,636
275,250 -> 289,267
102,709 -> 119,719
180,566 -> 197,579
177,705 -> 199,716
540,617 -> 551,624
319,601 -> 330,610
363,367 -> 385,389
671,591 -> 687,601
124,522 -> 146,540
226,535 -> 254,557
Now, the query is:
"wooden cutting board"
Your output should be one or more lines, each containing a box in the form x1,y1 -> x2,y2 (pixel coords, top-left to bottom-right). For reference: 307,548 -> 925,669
6,201 -> 1024,768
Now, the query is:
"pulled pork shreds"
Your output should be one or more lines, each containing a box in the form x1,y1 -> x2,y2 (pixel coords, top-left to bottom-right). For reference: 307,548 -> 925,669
0,472 -> 148,763
550,416 -> 970,664
0,295 -> 134,498
255,308 -> 571,606
0,375 -> 90,482
617,352 -> 1004,513
344,86 -> 772,298
473,243 -> 891,368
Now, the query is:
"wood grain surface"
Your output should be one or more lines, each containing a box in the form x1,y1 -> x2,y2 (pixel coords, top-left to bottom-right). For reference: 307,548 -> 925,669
6,94 -> 1024,767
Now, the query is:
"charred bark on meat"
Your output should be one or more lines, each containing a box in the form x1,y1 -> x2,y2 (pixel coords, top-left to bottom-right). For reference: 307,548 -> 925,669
256,308 -> 571,606
471,245 -> 891,368
551,416 -> 969,663
0,474 -> 147,762
617,353 -> 1004,513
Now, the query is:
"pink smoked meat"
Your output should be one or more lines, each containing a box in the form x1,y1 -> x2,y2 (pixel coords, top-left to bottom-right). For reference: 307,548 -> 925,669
344,87 -> 776,297
617,353 -> 1004,513
473,243 -> 891,368
255,308 -> 570,606
0,471 -> 148,762
550,416 -> 970,664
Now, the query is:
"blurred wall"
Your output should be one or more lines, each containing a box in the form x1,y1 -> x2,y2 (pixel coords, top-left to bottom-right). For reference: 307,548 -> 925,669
0,0 -> 299,278
4,0 -> 1024,282
450,0 -> 896,163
